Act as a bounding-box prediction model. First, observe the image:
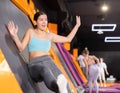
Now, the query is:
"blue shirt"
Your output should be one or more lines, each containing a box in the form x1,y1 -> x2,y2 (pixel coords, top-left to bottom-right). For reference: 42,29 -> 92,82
28,36 -> 51,52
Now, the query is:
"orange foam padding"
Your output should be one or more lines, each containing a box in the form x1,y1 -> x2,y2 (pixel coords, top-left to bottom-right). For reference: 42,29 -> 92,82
12,0 -> 35,23
73,48 -> 78,58
50,48 -> 77,93
48,23 -> 58,34
63,43 -> 70,51
0,49 -> 23,93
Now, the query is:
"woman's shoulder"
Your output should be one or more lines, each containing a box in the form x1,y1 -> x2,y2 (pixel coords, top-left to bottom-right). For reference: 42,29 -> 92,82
27,28 -> 34,32
24,28 -> 35,38
47,31 -> 55,39
25,28 -> 35,34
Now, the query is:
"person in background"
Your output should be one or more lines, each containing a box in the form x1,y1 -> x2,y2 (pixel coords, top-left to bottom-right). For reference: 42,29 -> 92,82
77,49 -> 87,78
7,11 -> 81,93
98,57 -> 109,87
83,48 -> 99,93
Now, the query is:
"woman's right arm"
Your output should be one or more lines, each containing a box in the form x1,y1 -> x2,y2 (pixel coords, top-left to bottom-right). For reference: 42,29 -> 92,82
7,21 -> 30,52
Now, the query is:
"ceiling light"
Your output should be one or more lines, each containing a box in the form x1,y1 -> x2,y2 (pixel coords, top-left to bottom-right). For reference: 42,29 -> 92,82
92,24 -> 117,32
101,2 -> 109,12
104,37 -> 120,42
101,4 -> 108,12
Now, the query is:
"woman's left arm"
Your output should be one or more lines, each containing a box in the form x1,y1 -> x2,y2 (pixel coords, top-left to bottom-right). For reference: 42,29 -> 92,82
50,16 -> 81,43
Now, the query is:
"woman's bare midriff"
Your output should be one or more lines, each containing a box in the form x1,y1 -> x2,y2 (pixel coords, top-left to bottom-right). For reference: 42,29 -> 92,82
29,51 -> 50,60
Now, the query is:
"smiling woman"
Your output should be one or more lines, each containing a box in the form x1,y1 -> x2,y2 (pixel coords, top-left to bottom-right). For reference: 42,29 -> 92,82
7,10 -> 81,93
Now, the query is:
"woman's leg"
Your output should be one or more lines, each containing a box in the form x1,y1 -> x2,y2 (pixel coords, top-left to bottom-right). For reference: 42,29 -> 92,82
28,63 -> 59,93
29,56 -> 69,93
101,71 -> 106,87
93,66 -> 99,93
42,56 -> 69,93
88,65 -> 94,93
89,64 -> 99,93
40,67 -> 59,93
99,73 -> 103,86
88,79 -> 93,93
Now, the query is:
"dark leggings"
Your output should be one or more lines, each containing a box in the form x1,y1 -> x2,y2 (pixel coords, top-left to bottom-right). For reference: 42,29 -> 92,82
28,55 -> 60,93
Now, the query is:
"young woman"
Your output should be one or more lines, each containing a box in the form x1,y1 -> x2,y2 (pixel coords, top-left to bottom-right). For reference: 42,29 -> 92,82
7,11 -> 81,93
83,48 -> 99,93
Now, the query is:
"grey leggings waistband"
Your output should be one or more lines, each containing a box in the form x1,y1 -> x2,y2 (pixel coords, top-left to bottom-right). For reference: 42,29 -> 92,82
29,55 -> 52,64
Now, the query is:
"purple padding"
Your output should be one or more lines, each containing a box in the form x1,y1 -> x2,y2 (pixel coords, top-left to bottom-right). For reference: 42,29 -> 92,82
85,87 -> 120,93
56,43 -> 83,86
109,85 -> 120,88
60,44 -> 84,83
107,85 -> 120,90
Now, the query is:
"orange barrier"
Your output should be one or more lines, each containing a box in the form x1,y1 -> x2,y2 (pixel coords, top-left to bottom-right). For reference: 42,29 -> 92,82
50,47 -> 77,93
48,23 -> 58,34
63,42 -> 70,51
73,48 -> 78,58
0,49 -> 23,93
12,0 -> 35,23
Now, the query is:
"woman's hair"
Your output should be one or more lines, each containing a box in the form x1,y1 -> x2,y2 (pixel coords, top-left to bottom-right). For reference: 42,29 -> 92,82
82,47 -> 89,55
34,11 -> 47,21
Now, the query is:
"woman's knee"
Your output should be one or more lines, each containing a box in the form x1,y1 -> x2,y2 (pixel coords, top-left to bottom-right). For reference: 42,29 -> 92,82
42,71 -> 59,92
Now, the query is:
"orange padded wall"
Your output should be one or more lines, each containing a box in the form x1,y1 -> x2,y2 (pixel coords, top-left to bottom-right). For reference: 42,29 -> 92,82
0,49 -> 23,93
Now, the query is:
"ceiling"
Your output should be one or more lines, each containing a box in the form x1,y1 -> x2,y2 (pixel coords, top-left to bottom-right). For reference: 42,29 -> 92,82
66,0 -> 120,34
34,0 -> 120,51
64,0 -> 120,51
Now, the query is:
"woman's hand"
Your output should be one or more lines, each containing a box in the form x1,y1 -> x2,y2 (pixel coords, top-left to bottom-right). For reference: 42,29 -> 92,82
7,21 -> 18,38
76,16 -> 81,27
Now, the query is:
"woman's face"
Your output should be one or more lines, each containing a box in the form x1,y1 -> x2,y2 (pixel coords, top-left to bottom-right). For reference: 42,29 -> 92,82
36,14 -> 48,31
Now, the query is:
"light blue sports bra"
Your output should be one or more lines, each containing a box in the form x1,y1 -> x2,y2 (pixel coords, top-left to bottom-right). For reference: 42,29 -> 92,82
28,36 -> 51,52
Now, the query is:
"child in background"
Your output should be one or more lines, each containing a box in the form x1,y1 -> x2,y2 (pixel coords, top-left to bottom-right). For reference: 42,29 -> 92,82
98,58 -> 109,87
77,52 -> 86,78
